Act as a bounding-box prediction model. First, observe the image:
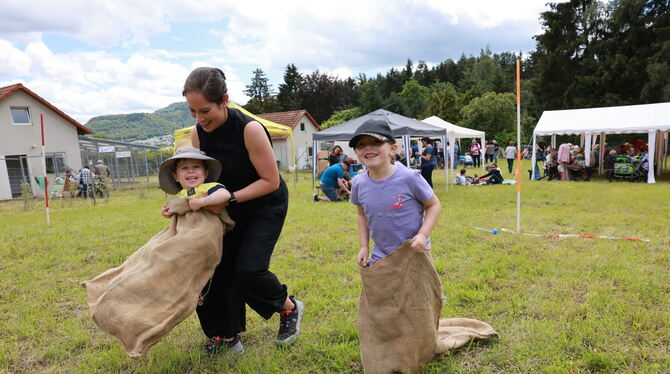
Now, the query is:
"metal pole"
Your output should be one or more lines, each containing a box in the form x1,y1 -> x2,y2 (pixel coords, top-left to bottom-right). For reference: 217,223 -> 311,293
144,150 -> 149,183
515,59 -> 522,233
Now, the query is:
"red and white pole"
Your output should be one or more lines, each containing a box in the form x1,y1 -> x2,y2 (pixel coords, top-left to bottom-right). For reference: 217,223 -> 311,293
41,114 -> 50,227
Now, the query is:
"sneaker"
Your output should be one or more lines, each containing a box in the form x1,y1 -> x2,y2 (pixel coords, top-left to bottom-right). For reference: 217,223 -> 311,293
313,195 -> 319,202
277,297 -> 304,345
202,335 -> 244,355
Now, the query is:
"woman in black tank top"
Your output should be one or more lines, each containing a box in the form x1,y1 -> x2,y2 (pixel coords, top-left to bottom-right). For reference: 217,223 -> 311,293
182,67 -> 304,354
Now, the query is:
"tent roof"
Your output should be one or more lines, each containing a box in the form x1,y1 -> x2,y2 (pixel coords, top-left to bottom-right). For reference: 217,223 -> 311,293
422,116 -> 485,138
313,109 -> 445,141
534,102 -> 670,136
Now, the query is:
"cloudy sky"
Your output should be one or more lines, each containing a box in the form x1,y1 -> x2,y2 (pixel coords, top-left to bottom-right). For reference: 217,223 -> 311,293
0,0 -> 560,124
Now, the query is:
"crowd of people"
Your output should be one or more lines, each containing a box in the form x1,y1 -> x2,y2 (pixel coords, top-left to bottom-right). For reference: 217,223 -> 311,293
61,160 -> 112,198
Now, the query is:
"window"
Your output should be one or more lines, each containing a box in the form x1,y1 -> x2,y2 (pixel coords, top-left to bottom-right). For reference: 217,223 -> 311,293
300,122 -> 305,132
45,153 -> 66,174
10,107 -> 31,125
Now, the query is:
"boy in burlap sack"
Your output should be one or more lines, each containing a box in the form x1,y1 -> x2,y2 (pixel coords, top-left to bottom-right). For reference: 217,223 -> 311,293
349,120 -> 498,373
82,147 -> 235,358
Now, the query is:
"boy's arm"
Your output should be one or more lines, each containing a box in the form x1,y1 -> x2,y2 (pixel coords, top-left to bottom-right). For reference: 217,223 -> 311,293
410,195 -> 441,253
189,187 -> 232,211
356,205 -> 370,267
337,178 -> 351,195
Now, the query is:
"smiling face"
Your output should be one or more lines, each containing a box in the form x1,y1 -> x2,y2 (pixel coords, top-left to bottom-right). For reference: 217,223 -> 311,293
186,91 -> 228,132
172,158 -> 208,190
354,135 -> 396,170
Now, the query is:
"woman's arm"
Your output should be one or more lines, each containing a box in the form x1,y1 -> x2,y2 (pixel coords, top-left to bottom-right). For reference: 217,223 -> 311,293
189,187 -> 232,211
237,121 -> 281,202
410,195 -> 441,253
356,205 -> 370,267
190,126 -> 200,148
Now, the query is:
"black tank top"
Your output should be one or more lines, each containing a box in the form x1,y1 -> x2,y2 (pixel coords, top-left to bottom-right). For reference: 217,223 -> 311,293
196,107 -> 286,218
197,107 -> 272,191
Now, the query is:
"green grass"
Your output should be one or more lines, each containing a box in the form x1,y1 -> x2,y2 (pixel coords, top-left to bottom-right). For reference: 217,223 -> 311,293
1,161 -> 669,373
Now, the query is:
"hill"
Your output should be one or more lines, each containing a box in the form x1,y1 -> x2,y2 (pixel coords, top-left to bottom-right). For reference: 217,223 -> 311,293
84,102 -> 193,143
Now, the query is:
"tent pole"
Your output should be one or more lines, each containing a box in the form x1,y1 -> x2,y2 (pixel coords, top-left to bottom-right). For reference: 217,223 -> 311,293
598,132 -> 606,175
551,134 -> 556,149
403,135 -> 411,168
584,133 -> 592,169
441,135 -> 447,192
648,130 -> 656,184
312,140 -> 318,197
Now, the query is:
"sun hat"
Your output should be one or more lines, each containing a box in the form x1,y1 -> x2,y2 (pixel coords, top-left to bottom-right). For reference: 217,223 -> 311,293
348,119 -> 395,148
158,147 -> 222,195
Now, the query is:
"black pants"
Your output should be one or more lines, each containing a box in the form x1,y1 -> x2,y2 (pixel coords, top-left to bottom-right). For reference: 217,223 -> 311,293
421,164 -> 434,188
507,159 -> 514,173
196,180 -> 289,338
473,155 -> 481,168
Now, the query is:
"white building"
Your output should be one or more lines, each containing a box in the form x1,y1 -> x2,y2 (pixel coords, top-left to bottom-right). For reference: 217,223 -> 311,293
258,110 -> 321,170
0,84 -> 91,200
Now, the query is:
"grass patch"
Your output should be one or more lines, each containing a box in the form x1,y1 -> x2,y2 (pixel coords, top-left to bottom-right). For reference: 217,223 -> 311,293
1,161 -> 669,373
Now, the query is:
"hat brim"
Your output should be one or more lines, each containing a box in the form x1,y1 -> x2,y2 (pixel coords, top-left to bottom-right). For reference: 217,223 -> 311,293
348,133 -> 395,148
158,149 -> 222,195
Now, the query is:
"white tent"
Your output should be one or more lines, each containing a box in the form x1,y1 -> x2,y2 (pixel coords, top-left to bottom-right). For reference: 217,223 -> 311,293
422,116 -> 486,187
531,102 -> 670,183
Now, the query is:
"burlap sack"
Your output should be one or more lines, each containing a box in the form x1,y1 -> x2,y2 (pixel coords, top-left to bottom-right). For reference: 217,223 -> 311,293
81,198 -> 234,358
358,241 -> 498,374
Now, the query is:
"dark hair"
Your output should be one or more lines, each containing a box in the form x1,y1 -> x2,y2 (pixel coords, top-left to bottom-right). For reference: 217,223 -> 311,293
182,67 -> 228,104
342,160 -> 351,166
421,136 -> 431,143
460,169 -> 466,175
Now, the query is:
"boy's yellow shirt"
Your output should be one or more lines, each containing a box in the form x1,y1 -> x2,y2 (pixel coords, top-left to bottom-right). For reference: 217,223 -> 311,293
176,182 -> 224,198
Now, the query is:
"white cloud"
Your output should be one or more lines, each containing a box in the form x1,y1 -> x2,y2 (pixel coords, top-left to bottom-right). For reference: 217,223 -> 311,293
0,0 -> 565,124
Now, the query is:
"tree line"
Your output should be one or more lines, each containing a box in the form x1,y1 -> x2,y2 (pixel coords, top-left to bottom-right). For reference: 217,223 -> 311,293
243,0 -> 669,143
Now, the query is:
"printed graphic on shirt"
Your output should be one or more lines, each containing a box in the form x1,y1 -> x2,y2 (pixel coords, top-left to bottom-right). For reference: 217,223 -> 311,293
391,193 -> 404,209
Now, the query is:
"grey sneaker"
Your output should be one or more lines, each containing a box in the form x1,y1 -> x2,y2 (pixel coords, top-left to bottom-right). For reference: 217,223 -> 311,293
277,297 -> 304,345
202,335 -> 244,355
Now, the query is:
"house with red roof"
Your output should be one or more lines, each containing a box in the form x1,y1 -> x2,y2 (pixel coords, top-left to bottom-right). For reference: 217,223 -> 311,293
258,109 -> 320,170
0,83 -> 92,200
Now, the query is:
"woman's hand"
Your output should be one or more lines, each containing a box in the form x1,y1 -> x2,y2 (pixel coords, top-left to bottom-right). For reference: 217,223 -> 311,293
410,233 -> 427,253
160,204 -> 172,218
356,247 -> 369,268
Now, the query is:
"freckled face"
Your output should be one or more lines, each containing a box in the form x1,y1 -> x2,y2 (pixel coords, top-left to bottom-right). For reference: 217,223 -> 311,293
172,159 -> 208,190
186,91 -> 228,132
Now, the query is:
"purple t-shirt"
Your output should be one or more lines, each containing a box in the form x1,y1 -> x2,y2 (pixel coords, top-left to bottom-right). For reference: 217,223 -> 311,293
351,164 -> 434,265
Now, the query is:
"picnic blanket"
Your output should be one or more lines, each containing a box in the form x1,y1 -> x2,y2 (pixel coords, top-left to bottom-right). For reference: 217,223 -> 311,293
81,197 -> 234,358
358,241 -> 498,374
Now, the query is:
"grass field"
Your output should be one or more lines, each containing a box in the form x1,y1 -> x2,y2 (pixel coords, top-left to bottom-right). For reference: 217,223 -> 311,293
1,161 -> 669,373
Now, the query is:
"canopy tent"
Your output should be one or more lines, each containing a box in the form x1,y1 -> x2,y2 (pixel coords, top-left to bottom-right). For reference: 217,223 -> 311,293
311,109 -> 448,192
531,102 -> 670,183
422,116 -> 486,187
174,101 -> 296,168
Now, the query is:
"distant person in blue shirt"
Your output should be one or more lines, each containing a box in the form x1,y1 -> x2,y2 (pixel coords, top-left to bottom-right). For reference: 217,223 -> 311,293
315,160 -> 351,202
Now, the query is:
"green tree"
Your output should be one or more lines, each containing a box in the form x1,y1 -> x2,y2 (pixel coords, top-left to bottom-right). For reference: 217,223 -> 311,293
358,81 -> 385,114
398,79 -> 429,118
459,92 -> 517,141
383,93 -> 409,116
425,82 -> 462,123
244,68 -> 278,113
461,48 -> 507,97
277,64 -> 303,111
321,107 -> 363,129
